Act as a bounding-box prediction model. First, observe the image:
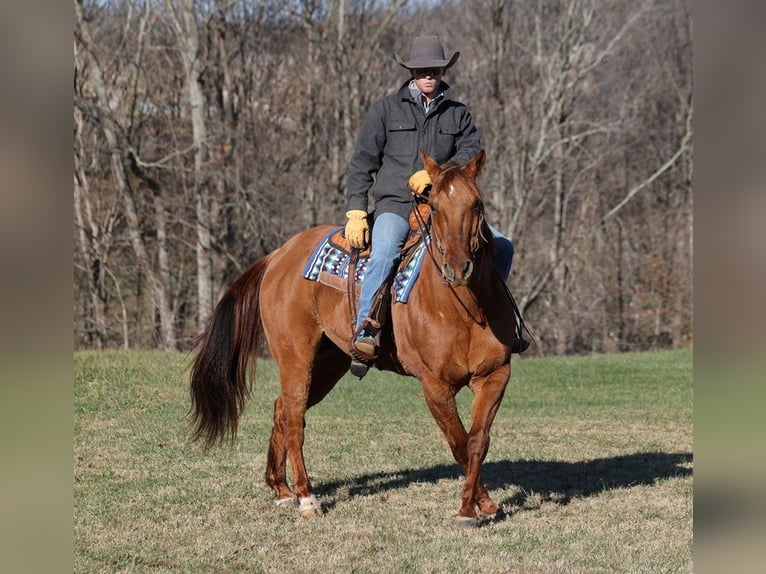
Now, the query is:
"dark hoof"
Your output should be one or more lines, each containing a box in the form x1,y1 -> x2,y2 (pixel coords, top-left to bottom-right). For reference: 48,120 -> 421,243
480,506 -> 507,523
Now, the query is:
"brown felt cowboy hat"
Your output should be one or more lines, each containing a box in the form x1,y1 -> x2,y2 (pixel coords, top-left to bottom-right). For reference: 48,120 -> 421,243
395,35 -> 460,70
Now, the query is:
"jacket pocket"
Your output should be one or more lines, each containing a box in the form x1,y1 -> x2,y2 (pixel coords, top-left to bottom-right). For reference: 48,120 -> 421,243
434,123 -> 460,161
385,120 -> 417,157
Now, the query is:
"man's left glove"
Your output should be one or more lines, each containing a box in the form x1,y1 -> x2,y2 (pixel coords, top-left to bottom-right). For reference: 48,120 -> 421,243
408,170 -> 432,196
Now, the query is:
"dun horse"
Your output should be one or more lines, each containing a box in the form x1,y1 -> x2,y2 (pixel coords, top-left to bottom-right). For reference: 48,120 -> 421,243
190,150 -> 527,527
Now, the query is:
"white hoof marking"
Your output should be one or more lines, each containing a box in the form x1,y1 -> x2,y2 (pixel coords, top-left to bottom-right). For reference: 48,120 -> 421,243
275,497 -> 298,508
298,495 -> 323,517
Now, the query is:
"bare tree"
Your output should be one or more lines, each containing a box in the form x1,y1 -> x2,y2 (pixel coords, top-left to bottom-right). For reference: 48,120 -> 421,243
163,0 -> 216,331
74,0 -> 177,349
458,0 -> 691,353
72,0 -> 692,354
74,105 -> 118,348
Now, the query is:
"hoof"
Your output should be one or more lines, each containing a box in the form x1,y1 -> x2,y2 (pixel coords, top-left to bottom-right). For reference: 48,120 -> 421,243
298,495 -> 324,518
453,515 -> 480,529
275,496 -> 298,508
480,506 -> 506,523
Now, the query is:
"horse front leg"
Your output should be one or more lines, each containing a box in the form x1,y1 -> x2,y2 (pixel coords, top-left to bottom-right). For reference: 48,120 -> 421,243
461,367 -> 511,523
421,378 -> 500,527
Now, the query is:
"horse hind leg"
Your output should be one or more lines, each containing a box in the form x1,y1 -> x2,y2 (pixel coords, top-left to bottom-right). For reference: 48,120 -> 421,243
265,396 -> 297,506
265,340 -> 349,517
264,387 -> 321,518
265,390 -> 323,517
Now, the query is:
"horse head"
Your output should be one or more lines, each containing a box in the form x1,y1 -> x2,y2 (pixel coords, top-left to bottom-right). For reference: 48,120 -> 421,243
421,150 -> 488,287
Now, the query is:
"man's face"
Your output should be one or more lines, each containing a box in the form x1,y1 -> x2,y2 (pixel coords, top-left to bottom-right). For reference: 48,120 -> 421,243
412,68 -> 443,98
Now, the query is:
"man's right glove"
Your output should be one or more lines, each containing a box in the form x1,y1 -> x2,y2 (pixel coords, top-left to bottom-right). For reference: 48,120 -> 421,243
344,210 -> 369,248
408,170 -> 432,196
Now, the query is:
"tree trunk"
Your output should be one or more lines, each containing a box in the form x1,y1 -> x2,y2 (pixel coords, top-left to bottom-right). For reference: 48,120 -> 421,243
170,0 -> 214,331
73,163 -> 108,349
74,0 -> 177,349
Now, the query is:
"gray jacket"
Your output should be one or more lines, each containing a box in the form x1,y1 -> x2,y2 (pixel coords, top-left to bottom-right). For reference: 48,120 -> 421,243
346,80 -> 482,222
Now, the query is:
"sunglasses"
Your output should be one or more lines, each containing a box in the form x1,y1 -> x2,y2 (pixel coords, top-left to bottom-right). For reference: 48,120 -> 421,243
413,68 -> 443,77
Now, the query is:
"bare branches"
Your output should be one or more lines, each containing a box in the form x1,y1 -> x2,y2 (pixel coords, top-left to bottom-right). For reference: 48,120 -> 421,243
601,120 -> 692,225
73,0 -> 693,353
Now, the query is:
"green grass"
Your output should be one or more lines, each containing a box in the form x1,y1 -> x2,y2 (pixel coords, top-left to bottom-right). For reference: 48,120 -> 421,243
74,349 -> 692,573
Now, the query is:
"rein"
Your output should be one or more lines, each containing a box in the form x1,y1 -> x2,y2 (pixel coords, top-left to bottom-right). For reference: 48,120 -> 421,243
410,197 -> 442,280
347,249 -> 360,337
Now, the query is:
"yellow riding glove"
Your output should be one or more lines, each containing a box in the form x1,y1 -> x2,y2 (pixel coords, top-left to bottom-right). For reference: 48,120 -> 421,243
344,210 -> 369,248
408,170 -> 432,196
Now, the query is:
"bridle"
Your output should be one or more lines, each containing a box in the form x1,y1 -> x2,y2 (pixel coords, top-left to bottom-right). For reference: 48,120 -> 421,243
411,176 -> 489,285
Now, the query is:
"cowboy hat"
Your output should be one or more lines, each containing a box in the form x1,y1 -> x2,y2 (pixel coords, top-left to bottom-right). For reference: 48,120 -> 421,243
395,35 -> 460,70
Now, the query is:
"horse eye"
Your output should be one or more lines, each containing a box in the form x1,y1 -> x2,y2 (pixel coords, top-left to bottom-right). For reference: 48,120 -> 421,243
472,200 -> 483,212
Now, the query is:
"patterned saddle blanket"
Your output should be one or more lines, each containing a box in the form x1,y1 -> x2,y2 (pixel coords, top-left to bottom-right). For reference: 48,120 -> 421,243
302,227 -> 428,304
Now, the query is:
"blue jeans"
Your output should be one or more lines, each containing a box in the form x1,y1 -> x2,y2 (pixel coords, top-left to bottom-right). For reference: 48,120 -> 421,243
356,212 -> 411,331
487,222 -> 514,282
355,213 -> 516,333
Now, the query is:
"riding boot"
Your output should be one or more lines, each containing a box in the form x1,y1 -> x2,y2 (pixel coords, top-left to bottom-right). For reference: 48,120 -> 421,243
353,334 -> 377,358
349,320 -> 380,379
351,318 -> 380,356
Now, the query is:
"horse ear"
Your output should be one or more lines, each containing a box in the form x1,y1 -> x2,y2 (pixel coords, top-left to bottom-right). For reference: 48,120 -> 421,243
420,150 -> 441,180
465,150 -> 486,179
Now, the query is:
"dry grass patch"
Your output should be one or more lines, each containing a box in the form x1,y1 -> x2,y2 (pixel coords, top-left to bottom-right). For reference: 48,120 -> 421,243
75,349 -> 692,573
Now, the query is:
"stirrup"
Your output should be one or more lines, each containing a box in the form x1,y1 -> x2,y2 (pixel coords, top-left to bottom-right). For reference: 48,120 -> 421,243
349,334 -> 377,379
349,359 -> 369,379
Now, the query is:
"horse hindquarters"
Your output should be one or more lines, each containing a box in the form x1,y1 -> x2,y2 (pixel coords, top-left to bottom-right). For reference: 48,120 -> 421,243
258,227 -> 350,515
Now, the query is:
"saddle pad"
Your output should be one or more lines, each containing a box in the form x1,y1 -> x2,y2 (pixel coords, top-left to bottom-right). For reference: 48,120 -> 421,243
302,227 -> 427,303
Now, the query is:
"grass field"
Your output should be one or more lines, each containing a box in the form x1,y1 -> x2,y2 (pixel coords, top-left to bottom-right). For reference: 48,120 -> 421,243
74,348 -> 692,573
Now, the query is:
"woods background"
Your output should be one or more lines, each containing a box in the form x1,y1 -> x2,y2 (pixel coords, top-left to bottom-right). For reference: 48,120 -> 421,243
73,0 -> 692,354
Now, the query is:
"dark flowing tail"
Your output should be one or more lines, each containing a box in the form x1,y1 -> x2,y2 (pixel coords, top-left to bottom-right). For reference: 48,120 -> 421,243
189,256 -> 271,447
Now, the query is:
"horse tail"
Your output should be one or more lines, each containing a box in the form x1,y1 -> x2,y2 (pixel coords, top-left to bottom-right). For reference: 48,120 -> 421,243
189,255 -> 272,448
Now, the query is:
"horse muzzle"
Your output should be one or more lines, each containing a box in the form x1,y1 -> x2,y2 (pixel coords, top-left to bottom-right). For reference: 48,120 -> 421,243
442,258 -> 474,286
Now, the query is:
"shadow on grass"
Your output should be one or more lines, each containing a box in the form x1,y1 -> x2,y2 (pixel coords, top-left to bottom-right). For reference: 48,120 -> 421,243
313,451 -> 692,511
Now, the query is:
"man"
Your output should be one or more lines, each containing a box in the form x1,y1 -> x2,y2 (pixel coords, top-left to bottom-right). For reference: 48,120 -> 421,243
345,35 -> 527,366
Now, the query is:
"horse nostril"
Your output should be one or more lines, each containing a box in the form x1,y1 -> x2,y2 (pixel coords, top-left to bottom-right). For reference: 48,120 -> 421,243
463,261 -> 473,279
443,261 -> 473,285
